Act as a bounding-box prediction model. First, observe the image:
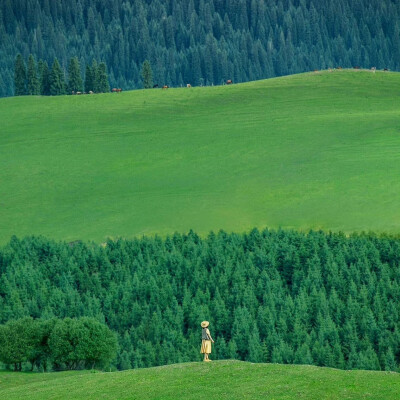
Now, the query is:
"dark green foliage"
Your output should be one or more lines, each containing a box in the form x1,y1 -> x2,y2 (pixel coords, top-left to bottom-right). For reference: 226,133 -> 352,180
14,54 -> 26,96
84,64 -> 94,93
38,60 -> 50,96
27,55 -> 39,95
49,58 -> 65,96
0,317 -> 37,370
1,230 -> 400,372
49,317 -> 116,370
2,0 -> 400,97
0,317 -> 116,371
141,60 -> 153,89
96,63 -> 110,93
67,57 -> 83,94
84,60 -> 108,93
91,60 -> 99,93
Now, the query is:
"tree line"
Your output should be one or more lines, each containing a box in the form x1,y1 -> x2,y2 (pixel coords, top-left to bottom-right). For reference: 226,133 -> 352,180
0,230 -> 399,372
1,0 -> 400,97
14,54 -> 110,96
0,317 -> 117,371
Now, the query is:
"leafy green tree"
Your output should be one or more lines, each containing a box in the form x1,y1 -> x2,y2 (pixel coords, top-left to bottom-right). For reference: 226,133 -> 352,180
27,54 -> 39,95
14,54 -> 26,96
141,60 -> 153,89
79,317 -> 117,368
48,317 -> 116,370
26,319 -> 55,371
0,317 -> 37,371
48,318 -> 86,370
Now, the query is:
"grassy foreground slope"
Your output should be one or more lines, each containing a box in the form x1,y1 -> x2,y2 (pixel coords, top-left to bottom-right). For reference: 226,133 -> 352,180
1,70 -> 400,243
1,361 -> 400,400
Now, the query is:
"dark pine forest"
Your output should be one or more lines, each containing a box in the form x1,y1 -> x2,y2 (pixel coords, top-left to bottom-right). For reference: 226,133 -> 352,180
1,0 -> 400,96
1,230 -> 400,371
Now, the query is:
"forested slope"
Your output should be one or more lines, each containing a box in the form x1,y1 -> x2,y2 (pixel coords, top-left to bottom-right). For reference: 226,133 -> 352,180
1,230 -> 400,372
1,0 -> 400,96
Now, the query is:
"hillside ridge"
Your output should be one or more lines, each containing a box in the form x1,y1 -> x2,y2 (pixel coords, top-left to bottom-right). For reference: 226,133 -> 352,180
1,361 -> 399,400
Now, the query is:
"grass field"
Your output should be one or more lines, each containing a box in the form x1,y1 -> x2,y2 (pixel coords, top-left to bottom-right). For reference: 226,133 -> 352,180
1,361 -> 399,400
1,70 -> 400,243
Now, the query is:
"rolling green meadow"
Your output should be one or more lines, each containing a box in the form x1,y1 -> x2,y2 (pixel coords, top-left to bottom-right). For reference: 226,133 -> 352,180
1,361 -> 399,400
1,70 -> 400,244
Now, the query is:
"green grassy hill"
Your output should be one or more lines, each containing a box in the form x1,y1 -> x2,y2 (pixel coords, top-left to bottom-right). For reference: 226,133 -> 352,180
1,70 -> 400,243
1,361 -> 399,400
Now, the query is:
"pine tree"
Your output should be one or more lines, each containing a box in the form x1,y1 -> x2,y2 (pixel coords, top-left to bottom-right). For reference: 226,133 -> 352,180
385,348 -> 397,371
228,339 -> 238,359
97,62 -> 110,93
27,54 -> 39,95
84,64 -> 93,93
14,54 -> 27,96
39,61 -> 51,96
294,343 -> 313,365
67,57 -> 83,93
141,60 -> 153,89
248,323 -> 263,362
91,60 -> 99,92
49,58 -> 65,95
119,350 -> 132,370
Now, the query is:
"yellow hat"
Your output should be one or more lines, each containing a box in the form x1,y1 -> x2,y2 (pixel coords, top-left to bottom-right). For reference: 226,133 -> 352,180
201,321 -> 209,328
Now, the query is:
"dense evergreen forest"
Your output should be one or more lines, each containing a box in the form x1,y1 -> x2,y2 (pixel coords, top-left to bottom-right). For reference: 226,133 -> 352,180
14,54 -> 110,96
1,0 -> 400,97
0,230 -> 400,372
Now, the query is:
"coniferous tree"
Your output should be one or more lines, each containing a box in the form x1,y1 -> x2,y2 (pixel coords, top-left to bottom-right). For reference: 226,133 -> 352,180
385,348 -> 397,372
248,323 -> 263,362
141,60 -> 153,89
97,62 -> 110,93
67,57 -> 83,93
84,64 -> 94,93
39,61 -> 51,96
119,350 -> 132,370
49,58 -> 65,96
27,54 -> 39,95
91,60 -> 99,92
14,54 -> 26,96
